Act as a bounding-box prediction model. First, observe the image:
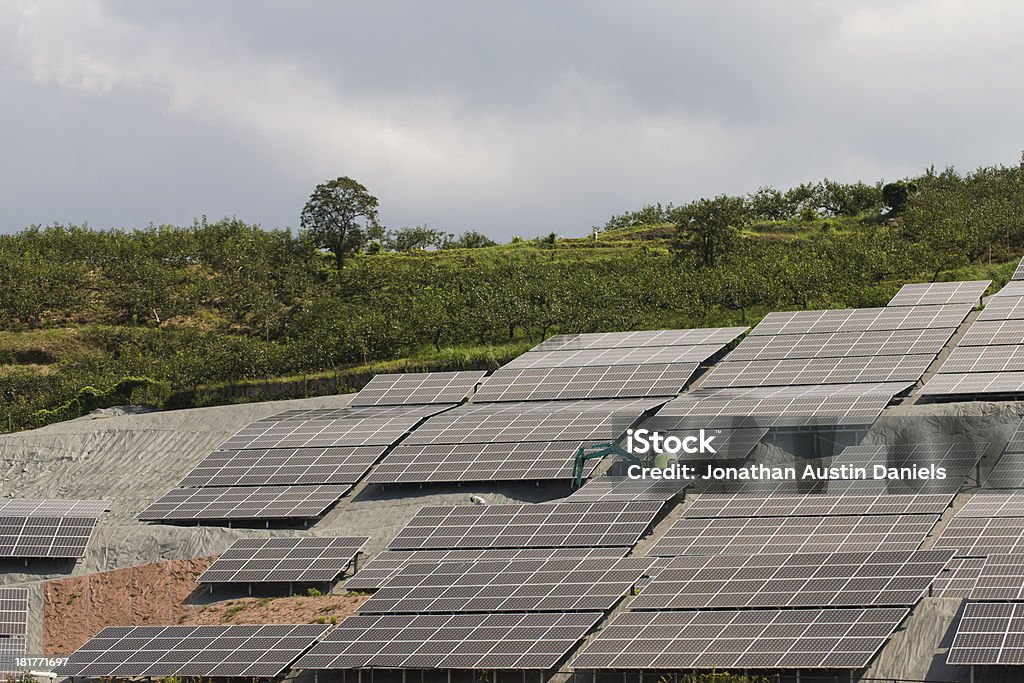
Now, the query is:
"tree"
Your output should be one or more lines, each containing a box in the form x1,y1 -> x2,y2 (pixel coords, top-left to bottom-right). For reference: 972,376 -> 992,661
300,177 -> 382,271
443,230 -> 497,249
671,195 -> 747,267
882,180 -> 918,214
385,225 -> 450,252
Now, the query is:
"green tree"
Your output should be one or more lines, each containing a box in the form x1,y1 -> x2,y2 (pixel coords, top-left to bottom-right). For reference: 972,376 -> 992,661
386,225 -> 450,252
882,180 -> 918,214
444,230 -> 497,249
671,195 -> 747,267
300,176 -> 382,271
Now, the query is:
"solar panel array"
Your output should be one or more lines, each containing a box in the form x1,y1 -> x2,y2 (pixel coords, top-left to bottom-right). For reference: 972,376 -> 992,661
682,492 -> 954,518
180,446 -> 386,488
370,399 -> 661,483
137,485 -> 351,522
830,442 -> 984,492
346,548 -> 629,591
52,624 -> 330,678
0,498 -> 109,559
968,554 -> 1024,601
360,557 -> 655,614
750,304 -> 972,337
956,492 -> 1024,517
921,280 -> 1024,398
933,557 -> 986,599
0,588 -> 28,637
530,328 -> 747,352
629,550 -> 952,610
388,501 -> 662,551
0,637 -> 26,674
657,383 -> 913,429
987,448 -> 1024,489
727,328 -> 954,362
933,518 -> 1024,556
564,476 -> 686,503
573,607 -> 909,670
349,371 -> 485,407
650,515 -> 938,557
200,537 -> 369,584
1013,256 -> 1024,281
701,354 -> 934,388
948,603 -> 1024,665
474,364 -> 699,402
296,612 -> 603,671
502,345 -> 724,370
887,281 -> 990,307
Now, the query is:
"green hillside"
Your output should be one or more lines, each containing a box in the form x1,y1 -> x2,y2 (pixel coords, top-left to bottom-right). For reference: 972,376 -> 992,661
2,158 -> 1023,431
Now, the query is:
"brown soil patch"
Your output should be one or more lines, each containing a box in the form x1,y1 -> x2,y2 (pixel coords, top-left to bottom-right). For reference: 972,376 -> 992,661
45,557 -> 369,655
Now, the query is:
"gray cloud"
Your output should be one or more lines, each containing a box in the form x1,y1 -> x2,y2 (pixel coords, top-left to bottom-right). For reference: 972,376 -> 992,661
2,0 -> 1023,239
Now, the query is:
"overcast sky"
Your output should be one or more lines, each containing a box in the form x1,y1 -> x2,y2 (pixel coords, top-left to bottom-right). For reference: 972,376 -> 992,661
2,1 -> 1022,240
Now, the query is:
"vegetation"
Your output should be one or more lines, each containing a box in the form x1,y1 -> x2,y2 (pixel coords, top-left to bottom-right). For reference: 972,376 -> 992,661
2,156 -> 1024,432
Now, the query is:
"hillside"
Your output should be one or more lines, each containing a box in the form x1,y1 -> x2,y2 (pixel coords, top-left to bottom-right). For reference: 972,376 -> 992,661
2,161 -> 1024,432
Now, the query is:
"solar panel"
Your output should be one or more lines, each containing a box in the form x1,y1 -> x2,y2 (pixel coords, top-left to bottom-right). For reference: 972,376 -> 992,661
295,612 -> 603,671
221,405 -> 449,449
137,485 -> 350,522
0,589 -> 28,637
200,537 -> 369,584
701,355 -> 934,388
503,345 -> 724,370
0,637 -> 26,674
53,624 -> 331,678
830,442 -> 984,491
388,501 -> 662,551
565,476 -> 687,503
573,607 -> 908,670
750,304 -> 972,336
0,499 -> 110,516
932,517 -> 1024,556
956,492 -> 1024,517
957,319 -> 1024,346
937,345 -> 1024,374
367,442 -> 590,484
948,602 -> 1024,665
260,405 -> 444,422
887,281 -> 990,307
630,550 -> 953,610
179,446 -> 386,487
726,328 -> 954,362
919,372 -> 1024,396
995,281 -> 1024,298
978,296 -> 1024,321
530,328 -> 747,352
473,364 -> 698,402
346,548 -> 629,591
349,371 -> 485,407
656,383 -> 912,429
404,399 -> 659,446
682,492 -> 954,518
986,452 -> 1024,489
933,557 -> 985,598
650,515 -> 938,557
1013,258 -> 1024,281
359,557 -> 655,614
0,516 -> 102,559
968,554 -> 1024,601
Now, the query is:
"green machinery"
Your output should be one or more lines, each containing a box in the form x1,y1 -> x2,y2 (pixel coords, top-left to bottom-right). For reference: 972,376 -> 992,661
572,441 -> 666,489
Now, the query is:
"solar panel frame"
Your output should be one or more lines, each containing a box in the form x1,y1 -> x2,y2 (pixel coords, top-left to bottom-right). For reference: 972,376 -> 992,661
573,607 -> 909,670
503,345 -> 724,370
919,372 -> 1024,396
956,492 -> 1024,517
978,296 -> 1024,321
137,485 -> 351,521
295,612 -> 603,671
936,345 -> 1024,374
986,452 -> 1024,489
948,602 -> 1024,665
359,557 -> 656,614
957,320 -> 1024,346
655,383 -> 912,429
1013,258 -> 1024,281
682,492 -> 955,518
650,515 -> 939,557
179,446 -> 386,488
701,355 -> 934,388
53,624 -> 331,679
629,550 -> 953,610
200,537 -> 369,584
887,281 -> 990,307
750,304 -> 972,336
933,557 -> 985,599
530,328 -> 747,352
346,548 -> 630,591
0,516 -> 102,559
368,442 -> 594,484
726,328 -> 955,362
0,499 -> 110,517
473,364 -> 699,402
388,501 -> 663,551
968,554 -> 1024,601
349,371 -> 486,407
932,517 -> 1024,556
994,281 -> 1024,298
0,589 -> 28,637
